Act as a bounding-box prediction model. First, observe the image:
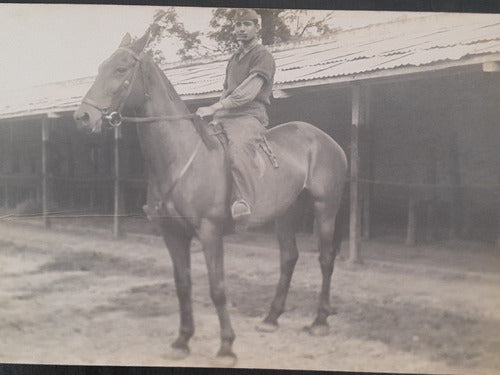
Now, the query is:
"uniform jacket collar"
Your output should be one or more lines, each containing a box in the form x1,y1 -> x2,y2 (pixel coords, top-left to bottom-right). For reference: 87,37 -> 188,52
236,39 -> 259,60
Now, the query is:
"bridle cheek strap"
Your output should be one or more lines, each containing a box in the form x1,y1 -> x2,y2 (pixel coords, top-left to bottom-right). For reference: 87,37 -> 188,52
82,55 -> 142,127
84,47 -> 197,127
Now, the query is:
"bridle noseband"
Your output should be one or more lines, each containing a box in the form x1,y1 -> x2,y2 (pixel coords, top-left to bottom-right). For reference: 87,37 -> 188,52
81,45 -> 208,200
82,46 -> 197,128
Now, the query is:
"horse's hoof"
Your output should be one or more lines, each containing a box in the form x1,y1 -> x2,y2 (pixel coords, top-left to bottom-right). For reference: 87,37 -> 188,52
305,324 -> 330,337
212,353 -> 237,367
255,320 -> 279,333
164,346 -> 190,360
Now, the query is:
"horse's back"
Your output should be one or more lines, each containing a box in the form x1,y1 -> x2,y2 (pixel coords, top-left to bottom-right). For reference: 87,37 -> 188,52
249,121 -> 347,223
268,121 -> 345,158
268,121 -> 347,186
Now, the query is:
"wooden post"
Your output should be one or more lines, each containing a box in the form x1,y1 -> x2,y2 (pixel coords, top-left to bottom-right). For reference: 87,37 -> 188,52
462,193 -> 472,238
406,194 -> 417,246
425,148 -> 438,242
3,183 -> 8,209
90,186 -> 96,209
5,124 -> 13,208
448,132 -> 461,239
349,85 -> 362,263
42,116 -> 50,228
361,86 -> 372,239
113,126 -> 122,239
8,123 -> 14,173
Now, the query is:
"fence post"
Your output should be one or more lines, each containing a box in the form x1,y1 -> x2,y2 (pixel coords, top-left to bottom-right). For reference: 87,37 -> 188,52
361,85 -> 372,239
349,84 -> 362,264
42,116 -> 50,228
406,194 -> 417,246
113,126 -> 122,239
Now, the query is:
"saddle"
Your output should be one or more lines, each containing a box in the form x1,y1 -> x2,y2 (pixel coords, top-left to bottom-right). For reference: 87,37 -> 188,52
209,120 -> 279,169
142,119 -> 279,228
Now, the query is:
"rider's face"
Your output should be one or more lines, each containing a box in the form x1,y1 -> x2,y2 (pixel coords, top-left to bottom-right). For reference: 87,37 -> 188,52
234,20 -> 259,44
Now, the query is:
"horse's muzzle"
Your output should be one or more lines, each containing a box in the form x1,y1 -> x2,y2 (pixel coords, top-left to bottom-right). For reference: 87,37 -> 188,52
74,105 -> 104,133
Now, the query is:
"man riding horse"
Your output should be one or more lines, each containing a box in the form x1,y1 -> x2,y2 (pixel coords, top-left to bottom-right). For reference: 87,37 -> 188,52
196,9 -> 276,228
74,17 -> 347,364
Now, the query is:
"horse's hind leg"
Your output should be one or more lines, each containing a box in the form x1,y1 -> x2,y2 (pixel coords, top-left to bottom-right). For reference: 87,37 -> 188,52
257,198 -> 304,332
161,221 -> 194,359
307,199 -> 340,336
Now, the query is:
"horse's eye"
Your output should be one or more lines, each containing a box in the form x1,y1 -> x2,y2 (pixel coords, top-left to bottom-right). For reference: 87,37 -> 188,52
116,67 -> 128,74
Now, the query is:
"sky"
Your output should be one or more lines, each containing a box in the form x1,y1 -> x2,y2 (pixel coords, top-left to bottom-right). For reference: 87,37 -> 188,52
0,4 -> 421,93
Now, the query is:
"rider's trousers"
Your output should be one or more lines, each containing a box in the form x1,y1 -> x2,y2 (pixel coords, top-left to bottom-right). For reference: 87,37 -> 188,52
214,114 -> 267,210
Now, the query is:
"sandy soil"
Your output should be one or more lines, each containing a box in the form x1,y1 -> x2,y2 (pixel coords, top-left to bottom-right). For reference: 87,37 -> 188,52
0,220 -> 499,374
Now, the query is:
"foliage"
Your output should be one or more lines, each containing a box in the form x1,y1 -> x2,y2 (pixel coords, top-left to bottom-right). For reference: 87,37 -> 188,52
147,8 -> 210,62
148,7 -> 339,63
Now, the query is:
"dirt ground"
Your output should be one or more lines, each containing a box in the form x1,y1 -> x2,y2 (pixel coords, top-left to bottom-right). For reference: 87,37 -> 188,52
0,219 -> 499,374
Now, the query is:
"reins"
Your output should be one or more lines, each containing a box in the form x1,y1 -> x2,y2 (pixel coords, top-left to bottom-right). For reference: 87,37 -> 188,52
103,111 -> 198,128
83,46 -> 199,128
82,45 -> 209,200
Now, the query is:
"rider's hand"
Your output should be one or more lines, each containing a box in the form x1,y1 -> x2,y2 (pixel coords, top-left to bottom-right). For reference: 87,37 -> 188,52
196,106 -> 215,118
196,102 -> 223,118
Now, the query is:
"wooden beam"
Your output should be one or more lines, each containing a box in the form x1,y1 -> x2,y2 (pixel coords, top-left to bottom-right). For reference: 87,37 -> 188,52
349,85 -> 362,264
3,183 -> 8,209
405,195 -> 417,246
42,116 -> 50,228
0,56 -> 496,123
8,123 -> 14,173
4,124 -> 13,208
482,61 -> 500,72
113,126 -> 122,239
448,131 -> 461,240
425,149 -> 438,243
361,86 -> 372,239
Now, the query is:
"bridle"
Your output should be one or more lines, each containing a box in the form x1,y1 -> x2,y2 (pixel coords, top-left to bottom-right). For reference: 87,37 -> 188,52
82,46 -> 206,201
82,46 -> 197,128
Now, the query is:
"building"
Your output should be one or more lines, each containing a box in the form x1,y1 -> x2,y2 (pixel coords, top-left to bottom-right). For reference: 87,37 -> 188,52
1,13 -> 499,251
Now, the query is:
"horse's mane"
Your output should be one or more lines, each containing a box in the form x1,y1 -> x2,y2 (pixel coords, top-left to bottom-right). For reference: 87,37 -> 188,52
146,58 -> 218,150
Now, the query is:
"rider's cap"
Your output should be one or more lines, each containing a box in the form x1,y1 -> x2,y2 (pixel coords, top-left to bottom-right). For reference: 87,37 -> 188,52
234,9 -> 260,23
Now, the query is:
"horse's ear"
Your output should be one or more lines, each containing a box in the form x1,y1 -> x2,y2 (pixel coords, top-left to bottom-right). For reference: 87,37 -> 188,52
119,33 -> 132,47
131,26 -> 153,54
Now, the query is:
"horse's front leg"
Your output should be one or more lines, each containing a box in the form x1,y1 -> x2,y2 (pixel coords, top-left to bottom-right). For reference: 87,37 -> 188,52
161,222 -> 194,359
198,219 -> 236,365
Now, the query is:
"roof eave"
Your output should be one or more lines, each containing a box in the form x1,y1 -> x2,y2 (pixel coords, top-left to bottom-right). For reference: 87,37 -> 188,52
1,53 -> 499,122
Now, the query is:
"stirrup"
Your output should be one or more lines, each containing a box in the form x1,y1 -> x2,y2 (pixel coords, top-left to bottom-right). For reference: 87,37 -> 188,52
231,200 -> 251,220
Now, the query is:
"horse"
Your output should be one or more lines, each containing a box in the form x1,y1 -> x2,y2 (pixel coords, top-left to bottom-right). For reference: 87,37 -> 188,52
74,27 -> 347,365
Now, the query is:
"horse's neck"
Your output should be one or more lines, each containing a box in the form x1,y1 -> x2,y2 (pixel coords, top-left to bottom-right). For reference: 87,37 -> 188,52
136,64 -> 201,180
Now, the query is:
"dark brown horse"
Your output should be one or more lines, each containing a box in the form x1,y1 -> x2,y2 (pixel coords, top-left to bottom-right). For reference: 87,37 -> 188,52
74,28 -> 347,365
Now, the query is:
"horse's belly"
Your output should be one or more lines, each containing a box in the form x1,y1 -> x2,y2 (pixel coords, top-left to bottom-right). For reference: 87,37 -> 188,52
249,144 -> 307,224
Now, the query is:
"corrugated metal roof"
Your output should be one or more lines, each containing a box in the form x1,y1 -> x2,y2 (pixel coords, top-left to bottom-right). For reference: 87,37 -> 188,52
0,13 -> 499,120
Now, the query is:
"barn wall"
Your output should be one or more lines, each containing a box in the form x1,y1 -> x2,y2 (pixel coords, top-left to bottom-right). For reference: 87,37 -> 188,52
0,120 -> 42,208
245,71 -> 499,241
1,71 -> 498,241
46,118 -> 148,214
268,88 -> 351,150
369,72 -> 500,240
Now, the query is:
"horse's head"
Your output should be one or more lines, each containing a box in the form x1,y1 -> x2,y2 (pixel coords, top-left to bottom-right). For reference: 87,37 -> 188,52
74,28 -> 152,133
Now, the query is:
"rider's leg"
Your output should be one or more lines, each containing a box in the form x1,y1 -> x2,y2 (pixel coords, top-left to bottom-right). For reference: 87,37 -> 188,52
219,116 -> 266,222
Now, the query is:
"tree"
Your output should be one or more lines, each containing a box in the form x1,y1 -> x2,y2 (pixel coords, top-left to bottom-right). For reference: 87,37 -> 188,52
148,7 -> 339,62
147,8 -> 211,63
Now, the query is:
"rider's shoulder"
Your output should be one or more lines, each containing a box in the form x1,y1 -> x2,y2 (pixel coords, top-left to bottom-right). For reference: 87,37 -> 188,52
254,44 -> 273,55
251,44 -> 275,62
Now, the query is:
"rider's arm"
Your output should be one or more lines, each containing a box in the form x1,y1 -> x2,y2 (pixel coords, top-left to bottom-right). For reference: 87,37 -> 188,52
219,73 -> 265,109
206,74 -> 264,114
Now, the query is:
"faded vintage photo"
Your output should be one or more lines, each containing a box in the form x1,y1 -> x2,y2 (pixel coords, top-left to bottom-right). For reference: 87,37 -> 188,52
0,3 -> 499,373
